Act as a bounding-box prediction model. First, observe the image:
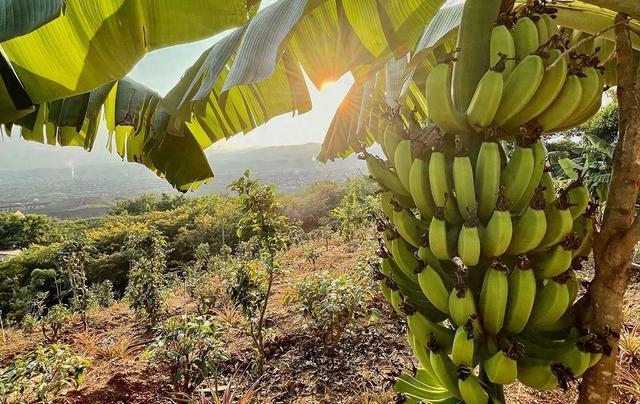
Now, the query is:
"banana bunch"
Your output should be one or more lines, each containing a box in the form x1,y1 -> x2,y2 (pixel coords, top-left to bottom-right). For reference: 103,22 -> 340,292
363,3 -> 616,402
426,12 -> 610,137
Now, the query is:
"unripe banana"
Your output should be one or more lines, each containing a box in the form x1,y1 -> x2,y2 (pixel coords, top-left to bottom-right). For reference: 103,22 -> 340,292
458,214 -> 481,267
407,306 -> 455,349
484,345 -> 523,384
449,285 -> 478,328
508,187 -> 548,254
503,49 -> 568,132
536,16 -> 549,45
408,330 -> 435,374
475,140 -> 502,223
566,268 -> 580,305
538,192 -> 574,249
409,156 -> 436,220
512,139 -> 547,214
429,144 -> 461,223
504,256 -> 537,335
593,36 -> 616,65
417,265 -> 451,315
380,191 -> 395,221
537,74 -> 583,133
543,14 -> 560,38
466,67 -> 504,129
572,66 -> 604,121
458,369 -> 489,404
451,319 -> 476,367
502,142 -> 535,205
452,137 -> 477,219
383,118 -> 404,164
389,283 -> 405,315
365,153 -> 411,198
425,63 -> 471,134
566,179 -> 590,220
391,237 -> 420,283
513,17 -> 539,61
428,336 -> 461,398
490,25 -> 516,78
517,359 -> 557,390
480,259 -> 509,335
430,208 -> 454,260
573,210 -> 595,259
394,139 -> 413,193
527,275 -> 571,330
494,54 -> 545,127
540,170 -> 557,205
558,344 -> 592,377
392,206 -> 428,248
482,189 -> 513,257
534,232 -> 580,279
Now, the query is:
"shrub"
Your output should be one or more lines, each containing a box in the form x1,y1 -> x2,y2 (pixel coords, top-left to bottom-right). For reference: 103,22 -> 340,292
303,245 -> 321,269
42,305 -> 70,343
89,280 -> 116,307
20,314 -> 40,334
0,344 -> 90,404
289,270 -> 371,353
148,315 -> 227,394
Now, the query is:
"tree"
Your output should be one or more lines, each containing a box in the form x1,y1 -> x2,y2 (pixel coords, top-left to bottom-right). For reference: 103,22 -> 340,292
54,237 -> 93,331
228,171 -> 293,372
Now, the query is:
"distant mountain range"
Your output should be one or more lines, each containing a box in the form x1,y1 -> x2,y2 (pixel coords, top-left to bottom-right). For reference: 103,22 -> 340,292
0,140 -> 367,217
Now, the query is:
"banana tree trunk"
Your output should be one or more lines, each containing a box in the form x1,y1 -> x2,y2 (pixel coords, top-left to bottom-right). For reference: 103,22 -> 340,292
579,13 -> 640,404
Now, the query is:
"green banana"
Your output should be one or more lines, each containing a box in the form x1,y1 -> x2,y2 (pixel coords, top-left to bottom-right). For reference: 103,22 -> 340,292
391,237 -> 421,283
426,63 -> 471,134
451,319 -> 475,366
494,54 -> 545,126
573,66 -> 604,121
458,213 -> 481,267
481,189 -> 513,257
558,344 -> 592,377
449,284 -> 478,328
566,178 -> 590,220
417,265 -> 452,315
538,192 -> 574,249
535,15 -> 549,45
409,330 -> 435,373
480,259 -> 509,335
484,345 -> 522,384
508,187 -> 548,254
527,276 -> 571,330
513,17 -> 540,61
380,191 -> 395,221
409,156 -> 436,220
466,66 -> 504,129
517,359 -> 558,390
503,49 -> 568,132
512,139 -> 547,214
476,140 -> 502,223
534,232 -> 580,279
540,169 -> 557,205
383,118 -> 404,164
365,153 -> 411,198
428,336 -> 462,398
490,25 -> 516,78
543,14 -> 560,38
429,144 -> 461,223
573,211 -> 595,259
537,74 -> 583,133
394,139 -> 414,193
452,137 -> 477,220
394,373 -> 452,401
389,283 -> 405,315
429,208 -> 454,260
502,142 -> 535,205
392,206 -> 429,248
407,306 -> 455,349
458,369 -> 489,404
566,268 -> 580,305
504,256 -> 537,335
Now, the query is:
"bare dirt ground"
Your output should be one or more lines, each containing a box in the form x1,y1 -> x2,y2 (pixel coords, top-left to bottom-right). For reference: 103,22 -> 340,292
2,236 -> 639,403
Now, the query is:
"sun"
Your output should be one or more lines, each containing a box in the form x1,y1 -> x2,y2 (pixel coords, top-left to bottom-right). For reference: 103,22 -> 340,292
320,80 -> 337,92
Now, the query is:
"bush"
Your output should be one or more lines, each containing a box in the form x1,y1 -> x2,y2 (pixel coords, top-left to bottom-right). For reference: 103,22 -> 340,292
20,313 -> 40,334
148,315 -> 227,394
89,280 -> 116,307
289,270 -> 371,353
0,344 -> 90,404
42,305 -> 70,343
191,274 -> 223,315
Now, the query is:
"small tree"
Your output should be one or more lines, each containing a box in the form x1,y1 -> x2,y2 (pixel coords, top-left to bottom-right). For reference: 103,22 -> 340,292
228,171 -> 293,372
54,237 -> 94,331
88,280 -> 116,308
124,229 -> 168,329
330,191 -> 372,242
41,305 -> 70,343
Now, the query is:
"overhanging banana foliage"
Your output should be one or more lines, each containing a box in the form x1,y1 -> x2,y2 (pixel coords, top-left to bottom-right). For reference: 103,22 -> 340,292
1,0 -> 639,192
